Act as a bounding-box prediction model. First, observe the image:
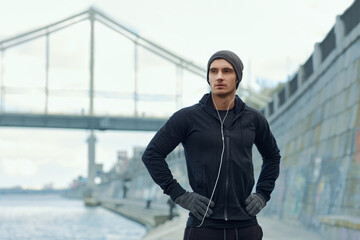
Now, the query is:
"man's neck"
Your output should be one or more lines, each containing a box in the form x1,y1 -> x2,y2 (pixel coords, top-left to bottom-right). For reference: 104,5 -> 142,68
211,93 -> 236,110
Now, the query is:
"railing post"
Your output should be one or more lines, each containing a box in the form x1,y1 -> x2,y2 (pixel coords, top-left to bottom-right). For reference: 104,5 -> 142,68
134,39 -> 139,117
298,65 -> 305,86
335,15 -> 346,52
89,9 -> 95,116
313,43 -> 322,72
45,29 -> 50,114
176,64 -> 183,109
0,48 -> 4,113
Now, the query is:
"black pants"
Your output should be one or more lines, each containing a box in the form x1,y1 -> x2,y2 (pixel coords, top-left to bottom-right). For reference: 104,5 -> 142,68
183,224 -> 263,240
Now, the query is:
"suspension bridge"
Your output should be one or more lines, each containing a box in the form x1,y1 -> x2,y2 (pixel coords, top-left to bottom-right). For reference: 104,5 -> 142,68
0,6 -> 268,186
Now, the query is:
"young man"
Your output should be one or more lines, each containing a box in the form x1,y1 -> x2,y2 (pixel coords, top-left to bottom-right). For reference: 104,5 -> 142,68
142,50 -> 281,240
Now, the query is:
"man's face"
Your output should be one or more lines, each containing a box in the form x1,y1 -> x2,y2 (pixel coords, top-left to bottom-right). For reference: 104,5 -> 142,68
209,59 -> 237,97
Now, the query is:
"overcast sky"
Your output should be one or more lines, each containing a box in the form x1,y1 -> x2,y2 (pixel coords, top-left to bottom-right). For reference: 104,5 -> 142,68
0,0 -> 355,189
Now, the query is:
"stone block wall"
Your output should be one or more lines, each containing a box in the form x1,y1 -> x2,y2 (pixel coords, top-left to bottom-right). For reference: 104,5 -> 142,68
254,1 -> 360,238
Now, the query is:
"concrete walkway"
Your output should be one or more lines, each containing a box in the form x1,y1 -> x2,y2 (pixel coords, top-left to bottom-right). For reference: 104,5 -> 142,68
142,210 -> 324,240
99,198 -> 171,230
257,216 -> 324,240
98,198 -> 324,240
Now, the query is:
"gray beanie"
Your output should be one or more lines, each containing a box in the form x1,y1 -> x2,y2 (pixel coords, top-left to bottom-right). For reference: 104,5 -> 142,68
207,50 -> 244,89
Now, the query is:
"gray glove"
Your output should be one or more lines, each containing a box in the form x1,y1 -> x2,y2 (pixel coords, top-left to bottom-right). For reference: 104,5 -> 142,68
245,193 -> 266,216
174,192 -> 215,221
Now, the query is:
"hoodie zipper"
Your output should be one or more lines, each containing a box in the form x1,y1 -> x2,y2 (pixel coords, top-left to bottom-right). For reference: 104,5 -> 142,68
224,129 -> 230,221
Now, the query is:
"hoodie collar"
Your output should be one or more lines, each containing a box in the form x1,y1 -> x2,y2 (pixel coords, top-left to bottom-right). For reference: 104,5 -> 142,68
199,93 -> 246,120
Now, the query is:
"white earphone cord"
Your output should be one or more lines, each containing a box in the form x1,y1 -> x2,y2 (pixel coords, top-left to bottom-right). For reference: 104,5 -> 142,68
197,96 -> 235,228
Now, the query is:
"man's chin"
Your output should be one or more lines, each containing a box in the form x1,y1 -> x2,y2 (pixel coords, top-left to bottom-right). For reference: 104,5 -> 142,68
212,90 -> 235,98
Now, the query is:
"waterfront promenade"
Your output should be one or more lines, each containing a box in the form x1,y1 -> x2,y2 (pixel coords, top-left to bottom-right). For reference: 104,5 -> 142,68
98,198 -> 324,240
142,211 -> 324,240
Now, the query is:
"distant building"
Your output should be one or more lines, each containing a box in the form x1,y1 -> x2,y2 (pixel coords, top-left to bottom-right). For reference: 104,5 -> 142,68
42,183 -> 54,190
131,146 -> 146,171
115,150 -> 129,175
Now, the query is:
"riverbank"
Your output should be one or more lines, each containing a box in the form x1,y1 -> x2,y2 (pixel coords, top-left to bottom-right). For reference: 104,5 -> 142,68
98,198 -> 175,230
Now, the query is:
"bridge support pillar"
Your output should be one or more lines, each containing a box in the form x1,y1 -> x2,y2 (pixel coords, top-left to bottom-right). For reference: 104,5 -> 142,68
87,130 -> 97,186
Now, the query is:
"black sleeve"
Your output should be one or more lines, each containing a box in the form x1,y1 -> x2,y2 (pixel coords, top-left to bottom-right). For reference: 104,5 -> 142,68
254,113 -> 281,201
142,110 -> 188,201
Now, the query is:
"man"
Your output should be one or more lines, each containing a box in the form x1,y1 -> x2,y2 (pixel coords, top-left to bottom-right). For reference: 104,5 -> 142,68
142,50 -> 281,240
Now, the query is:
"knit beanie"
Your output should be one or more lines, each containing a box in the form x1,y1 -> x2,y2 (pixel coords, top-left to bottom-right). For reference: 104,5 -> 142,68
207,50 -> 244,89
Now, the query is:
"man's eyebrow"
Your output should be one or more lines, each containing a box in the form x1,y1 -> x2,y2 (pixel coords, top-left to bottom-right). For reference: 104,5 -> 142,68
209,67 -> 234,71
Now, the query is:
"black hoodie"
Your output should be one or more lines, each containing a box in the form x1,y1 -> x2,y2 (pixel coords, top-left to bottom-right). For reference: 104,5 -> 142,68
142,93 -> 281,227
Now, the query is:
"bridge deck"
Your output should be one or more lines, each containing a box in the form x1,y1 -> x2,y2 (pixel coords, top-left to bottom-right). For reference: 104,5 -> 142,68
0,113 -> 167,131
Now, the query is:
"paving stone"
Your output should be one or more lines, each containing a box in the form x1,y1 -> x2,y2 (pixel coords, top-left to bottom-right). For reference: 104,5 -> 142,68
339,131 -> 350,157
348,82 -> 360,108
338,108 -> 350,135
335,93 -> 345,116
345,64 -> 355,88
335,71 -> 346,95
329,115 -> 338,138
347,129 -> 356,156
323,82 -> 331,103
343,87 -> 351,109
320,119 -> 330,141
346,106 -> 356,131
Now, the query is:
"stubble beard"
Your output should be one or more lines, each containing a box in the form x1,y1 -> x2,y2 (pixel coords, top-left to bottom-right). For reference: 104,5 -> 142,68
212,87 -> 236,98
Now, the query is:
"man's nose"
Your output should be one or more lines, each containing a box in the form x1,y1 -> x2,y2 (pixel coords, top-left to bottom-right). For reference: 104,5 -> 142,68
216,71 -> 224,80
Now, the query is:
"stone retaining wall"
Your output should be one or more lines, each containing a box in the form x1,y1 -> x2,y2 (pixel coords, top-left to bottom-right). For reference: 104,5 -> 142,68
254,1 -> 360,238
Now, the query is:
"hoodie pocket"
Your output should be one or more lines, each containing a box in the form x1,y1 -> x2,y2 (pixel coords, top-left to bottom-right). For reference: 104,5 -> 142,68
240,119 -> 256,147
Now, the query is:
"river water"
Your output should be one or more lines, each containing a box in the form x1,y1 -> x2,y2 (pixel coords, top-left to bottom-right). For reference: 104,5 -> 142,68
0,194 -> 146,240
